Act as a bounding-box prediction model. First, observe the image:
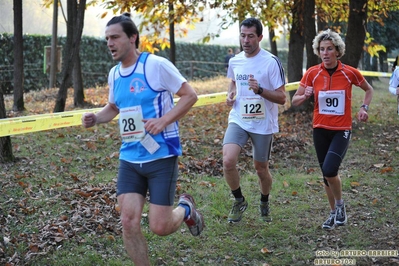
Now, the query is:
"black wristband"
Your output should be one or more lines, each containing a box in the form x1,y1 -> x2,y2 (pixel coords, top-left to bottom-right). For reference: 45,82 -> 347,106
360,104 -> 369,111
257,87 -> 264,95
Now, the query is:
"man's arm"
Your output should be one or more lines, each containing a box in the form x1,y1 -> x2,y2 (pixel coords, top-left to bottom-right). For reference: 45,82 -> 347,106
226,80 -> 237,107
166,82 -> 198,121
248,76 -> 286,105
258,85 -> 286,105
142,82 -> 198,135
82,103 -> 119,128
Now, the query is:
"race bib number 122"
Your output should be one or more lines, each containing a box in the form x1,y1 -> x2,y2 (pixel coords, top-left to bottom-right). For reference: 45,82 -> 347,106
239,96 -> 266,120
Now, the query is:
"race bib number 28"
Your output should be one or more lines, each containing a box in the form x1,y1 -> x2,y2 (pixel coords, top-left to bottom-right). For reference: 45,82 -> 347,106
119,106 -> 145,142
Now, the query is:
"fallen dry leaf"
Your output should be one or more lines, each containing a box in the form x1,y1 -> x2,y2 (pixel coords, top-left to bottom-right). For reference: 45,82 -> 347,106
380,167 -> 393,173
261,247 -> 272,254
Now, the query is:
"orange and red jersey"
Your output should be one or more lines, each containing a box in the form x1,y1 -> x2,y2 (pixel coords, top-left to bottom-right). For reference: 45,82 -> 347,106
300,61 -> 365,130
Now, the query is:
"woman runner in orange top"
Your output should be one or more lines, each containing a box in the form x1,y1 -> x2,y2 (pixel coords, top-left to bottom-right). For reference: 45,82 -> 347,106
292,29 -> 373,230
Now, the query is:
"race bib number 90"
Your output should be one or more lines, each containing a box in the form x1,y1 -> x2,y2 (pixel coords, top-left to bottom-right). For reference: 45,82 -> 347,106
119,106 -> 145,142
240,96 -> 266,120
318,90 -> 345,115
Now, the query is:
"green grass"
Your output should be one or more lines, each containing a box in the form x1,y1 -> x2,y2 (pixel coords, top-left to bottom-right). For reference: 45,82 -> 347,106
1,77 -> 398,265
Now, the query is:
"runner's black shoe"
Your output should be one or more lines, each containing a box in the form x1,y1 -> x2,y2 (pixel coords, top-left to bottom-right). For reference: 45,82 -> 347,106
322,212 -> 336,230
335,204 -> 347,226
260,201 -> 272,222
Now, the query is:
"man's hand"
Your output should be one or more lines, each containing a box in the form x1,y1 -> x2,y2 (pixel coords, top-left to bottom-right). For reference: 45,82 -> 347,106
142,118 -> 166,135
82,113 -> 97,128
248,76 -> 261,94
226,91 -> 236,106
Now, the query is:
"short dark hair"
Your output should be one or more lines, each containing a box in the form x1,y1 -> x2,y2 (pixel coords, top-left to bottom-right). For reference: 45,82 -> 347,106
240,18 -> 263,37
106,12 -> 140,48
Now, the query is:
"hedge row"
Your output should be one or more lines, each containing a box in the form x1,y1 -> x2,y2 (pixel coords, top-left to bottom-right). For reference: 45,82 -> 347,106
0,33 -> 288,94
0,34 -> 114,94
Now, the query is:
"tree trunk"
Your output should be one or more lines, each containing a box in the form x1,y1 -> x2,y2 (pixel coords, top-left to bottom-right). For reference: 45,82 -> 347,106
300,0 -> 318,109
12,0 -> 24,112
363,52 -> 373,85
0,88 -> 14,163
379,51 -> 388,72
340,0 -> 367,68
54,0 -> 86,112
269,28 -> 278,56
287,0 -> 308,111
49,0 -> 58,89
304,0 -> 319,69
0,134 -> 13,163
316,7 -> 328,32
237,11 -> 245,49
287,0 -> 305,84
73,53 -> 85,107
168,2 -> 176,65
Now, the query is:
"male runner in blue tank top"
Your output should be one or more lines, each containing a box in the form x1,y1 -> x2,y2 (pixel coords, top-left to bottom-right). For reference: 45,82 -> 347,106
81,13 -> 204,265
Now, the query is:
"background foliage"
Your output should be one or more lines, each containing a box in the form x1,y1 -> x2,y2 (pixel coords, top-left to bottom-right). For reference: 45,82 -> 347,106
0,33 -> 268,94
0,34 -> 113,94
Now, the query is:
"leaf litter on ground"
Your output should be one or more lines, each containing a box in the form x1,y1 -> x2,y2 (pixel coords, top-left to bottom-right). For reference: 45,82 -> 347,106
1,76 -> 399,265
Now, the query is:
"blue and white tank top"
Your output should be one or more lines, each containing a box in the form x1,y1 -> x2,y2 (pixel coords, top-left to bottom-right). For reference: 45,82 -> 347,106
113,52 -> 181,162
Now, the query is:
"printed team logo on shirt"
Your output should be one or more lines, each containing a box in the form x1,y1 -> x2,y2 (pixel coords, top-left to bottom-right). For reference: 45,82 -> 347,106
236,73 -> 253,81
130,78 -> 147,94
240,81 -> 250,87
236,73 -> 255,88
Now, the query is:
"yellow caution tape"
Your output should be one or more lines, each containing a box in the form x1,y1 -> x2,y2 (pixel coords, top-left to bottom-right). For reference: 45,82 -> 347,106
285,81 -> 300,92
0,92 -> 230,137
359,70 -> 391,78
193,92 -> 227,107
0,108 -> 102,137
0,71 -> 389,137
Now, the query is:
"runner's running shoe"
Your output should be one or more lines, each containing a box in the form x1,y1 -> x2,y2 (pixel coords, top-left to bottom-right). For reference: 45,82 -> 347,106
227,199 -> 248,223
322,212 -> 336,230
335,204 -> 347,226
178,193 -> 205,236
260,201 -> 272,222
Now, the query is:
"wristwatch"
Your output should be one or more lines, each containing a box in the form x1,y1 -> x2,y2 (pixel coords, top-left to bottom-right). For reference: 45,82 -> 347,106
257,86 -> 264,95
360,104 -> 369,111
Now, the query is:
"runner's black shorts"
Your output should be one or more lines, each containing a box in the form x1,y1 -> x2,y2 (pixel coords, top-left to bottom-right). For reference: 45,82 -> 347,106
116,156 -> 178,206
313,128 -> 351,178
